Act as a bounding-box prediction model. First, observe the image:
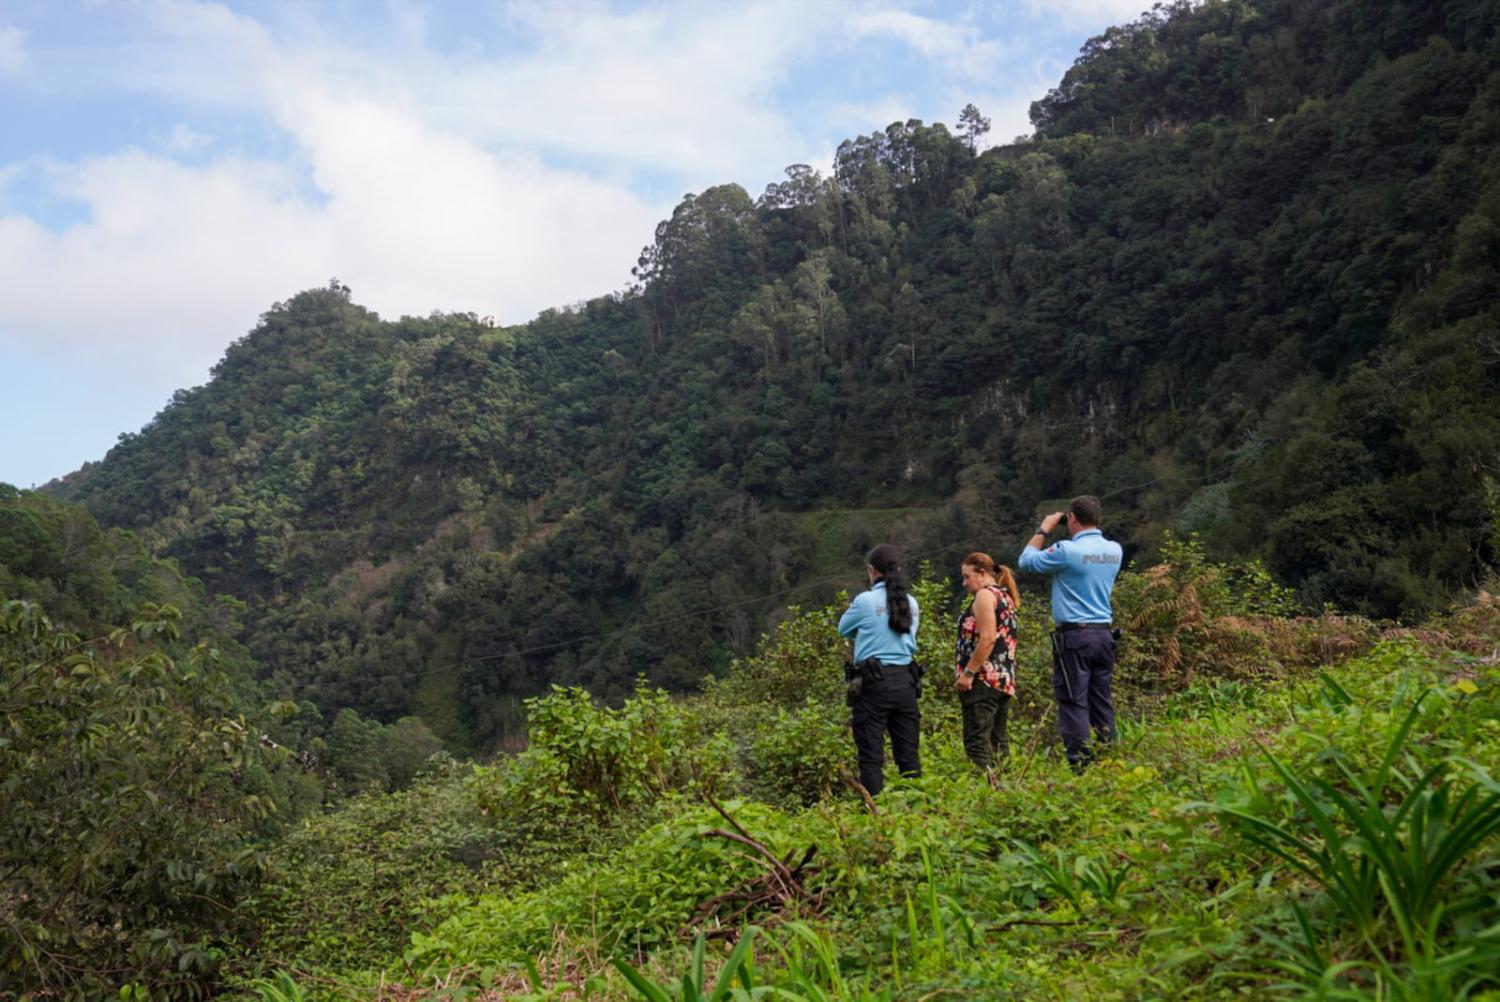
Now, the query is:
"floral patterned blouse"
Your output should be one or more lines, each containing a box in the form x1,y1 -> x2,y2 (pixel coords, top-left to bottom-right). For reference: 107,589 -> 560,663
954,584 -> 1018,697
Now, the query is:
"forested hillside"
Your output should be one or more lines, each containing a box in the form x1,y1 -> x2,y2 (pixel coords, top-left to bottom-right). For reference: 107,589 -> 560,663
40,0 -> 1500,753
6,1 -> 1500,998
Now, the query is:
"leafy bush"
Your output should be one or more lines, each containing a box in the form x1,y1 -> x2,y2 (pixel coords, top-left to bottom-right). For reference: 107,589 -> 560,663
0,601 -> 277,999
408,801 -> 804,968
746,697 -> 850,806
475,681 -> 735,821
239,759 -> 507,976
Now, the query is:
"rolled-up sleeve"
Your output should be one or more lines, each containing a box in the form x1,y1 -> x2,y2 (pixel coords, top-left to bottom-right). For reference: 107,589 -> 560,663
1019,541 -> 1069,575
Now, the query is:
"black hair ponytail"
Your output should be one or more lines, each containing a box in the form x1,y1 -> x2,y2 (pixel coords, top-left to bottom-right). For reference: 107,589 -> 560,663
867,543 -> 912,633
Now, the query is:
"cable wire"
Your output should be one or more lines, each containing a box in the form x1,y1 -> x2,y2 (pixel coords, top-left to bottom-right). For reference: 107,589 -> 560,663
301,470 -> 1218,695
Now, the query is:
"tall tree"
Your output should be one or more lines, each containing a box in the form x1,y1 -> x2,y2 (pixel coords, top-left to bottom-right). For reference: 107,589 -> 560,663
959,103 -> 992,152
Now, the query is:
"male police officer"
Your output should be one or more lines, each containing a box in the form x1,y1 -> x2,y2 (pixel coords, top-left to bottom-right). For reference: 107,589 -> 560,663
1018,495 -> 1122,771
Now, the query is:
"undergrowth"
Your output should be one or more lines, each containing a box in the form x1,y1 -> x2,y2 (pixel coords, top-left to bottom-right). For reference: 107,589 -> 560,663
230,585 -> 1500,1001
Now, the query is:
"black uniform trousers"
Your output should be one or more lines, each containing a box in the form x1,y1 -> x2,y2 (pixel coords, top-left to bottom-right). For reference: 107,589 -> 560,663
1052,626 -> 1116,770
850,665 -> 921,795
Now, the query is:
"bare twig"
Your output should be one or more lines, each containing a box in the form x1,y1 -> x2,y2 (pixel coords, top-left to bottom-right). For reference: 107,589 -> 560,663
699,831 -> 805,898
682,800 -> 825,939
838,765 -> 879,815
1018,703 -> 1054,783
991,916 -> 1079,931
706,793 -> 760,846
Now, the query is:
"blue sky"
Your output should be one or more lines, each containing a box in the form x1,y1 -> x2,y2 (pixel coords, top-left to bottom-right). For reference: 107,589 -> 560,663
0,0 -> 1149,488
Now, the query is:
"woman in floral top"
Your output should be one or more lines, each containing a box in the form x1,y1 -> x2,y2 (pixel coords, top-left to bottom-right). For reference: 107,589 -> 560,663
954,552 -> 1021,771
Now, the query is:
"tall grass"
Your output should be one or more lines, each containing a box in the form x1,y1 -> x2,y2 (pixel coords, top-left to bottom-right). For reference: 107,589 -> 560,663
1217,690 -> 1500,997
611,849 -> 981,1001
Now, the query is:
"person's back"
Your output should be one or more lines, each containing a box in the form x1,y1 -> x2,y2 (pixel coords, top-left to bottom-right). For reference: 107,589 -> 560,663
1018,496 -> 1121,771
837,543 -> 922,795
839,582 -> 921,665
1020,525 -> 1122,625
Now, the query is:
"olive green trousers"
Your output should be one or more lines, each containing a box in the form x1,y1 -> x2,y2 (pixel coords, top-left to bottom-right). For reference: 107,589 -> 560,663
959,683 -> 1011,770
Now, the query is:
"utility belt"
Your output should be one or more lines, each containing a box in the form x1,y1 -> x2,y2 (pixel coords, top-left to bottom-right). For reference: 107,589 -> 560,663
1053,622 -> 1114,634
843,657 -> 925,703
1054,623 -> 1123,647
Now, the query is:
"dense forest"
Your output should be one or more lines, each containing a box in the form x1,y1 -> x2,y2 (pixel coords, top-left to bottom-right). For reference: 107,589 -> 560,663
4,0 -> 1500,997
29,0 -> 1499,755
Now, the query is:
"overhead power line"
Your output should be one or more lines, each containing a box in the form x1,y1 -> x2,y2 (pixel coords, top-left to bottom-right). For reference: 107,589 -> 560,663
302,460 -> 1237,694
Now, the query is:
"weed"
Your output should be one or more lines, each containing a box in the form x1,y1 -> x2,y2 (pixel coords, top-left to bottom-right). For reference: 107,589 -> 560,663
1216,692 -> 1500,995
247,971 -> 309,1002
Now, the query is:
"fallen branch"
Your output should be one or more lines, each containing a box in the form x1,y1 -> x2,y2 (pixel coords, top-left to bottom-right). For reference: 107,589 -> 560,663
1018,703 -> 1054,783
838,765 -> 879,815
991,917 -> 1079,931
683,799 -> 825,939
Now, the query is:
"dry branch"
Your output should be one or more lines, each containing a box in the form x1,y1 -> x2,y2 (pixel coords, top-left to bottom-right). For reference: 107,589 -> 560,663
683,799 -> 826,939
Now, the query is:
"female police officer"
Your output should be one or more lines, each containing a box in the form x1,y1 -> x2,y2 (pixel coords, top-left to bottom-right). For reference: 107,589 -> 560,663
837,543 -> 921,795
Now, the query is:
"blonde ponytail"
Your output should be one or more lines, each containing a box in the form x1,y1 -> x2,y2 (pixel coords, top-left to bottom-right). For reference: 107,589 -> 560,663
997,564 -> 1021,610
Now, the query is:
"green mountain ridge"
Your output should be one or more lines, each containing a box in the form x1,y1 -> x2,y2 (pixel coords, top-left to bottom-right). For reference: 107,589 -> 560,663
35,0 -> 1500,755
7,2 -> 1500,996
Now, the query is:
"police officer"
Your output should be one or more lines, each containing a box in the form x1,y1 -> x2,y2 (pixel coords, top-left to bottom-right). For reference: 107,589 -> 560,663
837,543 -> 921,795
1018,496 -> 1123,771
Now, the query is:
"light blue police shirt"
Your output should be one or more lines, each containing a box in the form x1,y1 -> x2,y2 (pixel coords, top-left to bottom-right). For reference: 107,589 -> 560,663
1017,528 -> 1123,624
837,581 -> 920,664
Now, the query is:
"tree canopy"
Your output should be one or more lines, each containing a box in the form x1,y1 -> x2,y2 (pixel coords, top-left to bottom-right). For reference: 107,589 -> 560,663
32,0 -> 1500,752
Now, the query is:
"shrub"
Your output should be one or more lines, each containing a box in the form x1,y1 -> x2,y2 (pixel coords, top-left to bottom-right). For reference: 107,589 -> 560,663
240,760 -> 505,976
408,802 -> 807,968
0,601 -> 277,1000
747,697 -> 850,806
475,680 -> 735,821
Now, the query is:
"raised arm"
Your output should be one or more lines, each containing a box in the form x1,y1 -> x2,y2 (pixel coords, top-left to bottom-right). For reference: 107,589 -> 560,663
837,594 -> 864,637
1018,510 -> 1068,573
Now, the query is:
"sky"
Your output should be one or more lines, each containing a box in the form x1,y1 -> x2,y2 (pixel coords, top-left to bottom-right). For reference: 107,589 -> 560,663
0,0 -> 1151,488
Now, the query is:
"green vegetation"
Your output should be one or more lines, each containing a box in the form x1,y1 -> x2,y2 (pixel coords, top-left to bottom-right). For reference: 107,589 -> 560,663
23,0 -> 1495,751
6,479 -> 1499,999
0,600 -> 280,998
227,575 -> 1500,1001
4,1 -> 1500,997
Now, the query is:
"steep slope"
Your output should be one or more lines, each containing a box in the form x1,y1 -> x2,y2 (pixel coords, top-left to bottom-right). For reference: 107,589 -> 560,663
48,0 -> 1500,750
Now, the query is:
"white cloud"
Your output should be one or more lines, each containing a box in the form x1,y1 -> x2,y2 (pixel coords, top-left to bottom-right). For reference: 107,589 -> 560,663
0,135 -> 663,389
1,152 -> 331,382
0,0 -> 1058,401
0,1 -> 669,388
1024,0 -> 1153,27
94,0 -> 832,187
0,25 -> 26,73
413,1 -> 833,186
850,8 -> 1003,80
164,122 -> 215,154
